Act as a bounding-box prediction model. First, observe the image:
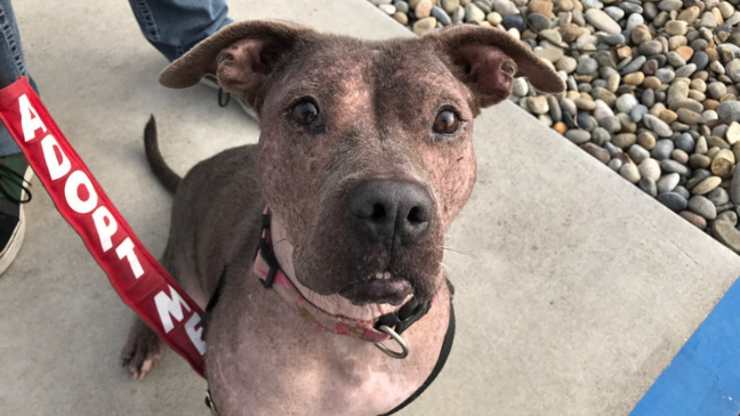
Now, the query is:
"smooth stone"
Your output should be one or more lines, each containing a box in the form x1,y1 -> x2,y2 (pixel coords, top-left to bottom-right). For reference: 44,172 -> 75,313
548,96 -> 562,122
415,0 -> 434,18
594,100 -> 615,120
712,211 -> 740,253
565,129 -> 591,144
591,127 -> 611,145
491,0 -> 519,16
620,56 -> 647,75
630,105 -> 648,122
623,72 -> 645,85
731,164 -> 740,204
626,13 -> 644,31
658,192 -> 689,211
727,122 -> 740,145
675,64 -> 697,78
660,159 -> 690,175
641,89 -> 656,107
585,8 -> 622,34
689,154 -> 711,169
639,177 -> 658,196
727,59 -> 740,83
431,6 -> 453,25
392,11 -> 408,24
620,162 -> 641,183
465,3 -> 486,22
688,195 -> 718,220
413,17 -> 437,35
656,67 -> 676,83
582,143 -> 610,163
676,108 -> 702,125
675,133 -> 695,152
379,4 -> 396,14
643,114 -> 674,137
665,20 -> 688,36
441,0 -> 460,13
692,176 -> 722,195
608,158 -> 623,171
616,94 -> 639,113
691,51 -> 709,70
577,112 -> 597,131
639,40 -> 664,56
680,210 -> 707,229
599,116 -> 621,133
557,56 -> 577,73
671,149 -> 689,164
707,187 -> 730,206
502,14 -> 525,30
629,144 -> 651,164
614,133 -> 637,148
638,132 -> 657,150
657,173 -> 680,193
718,101 -> 740,123
658,0 -> 682,11
708,82 -> 728,99
576,56 -> 599,75
527,13 -> 551,31
527,96 -> 550,114
639,157 -> 661,181
652,139 -> 675,160
512,78 -> 529,97
486,11 -> 503,25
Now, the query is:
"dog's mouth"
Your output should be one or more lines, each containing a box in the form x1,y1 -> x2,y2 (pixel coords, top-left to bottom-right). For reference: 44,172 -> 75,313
339,272 -> 414,306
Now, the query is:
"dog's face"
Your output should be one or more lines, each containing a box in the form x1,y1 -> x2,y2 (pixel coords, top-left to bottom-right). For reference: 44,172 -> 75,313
161,21 -> 563,307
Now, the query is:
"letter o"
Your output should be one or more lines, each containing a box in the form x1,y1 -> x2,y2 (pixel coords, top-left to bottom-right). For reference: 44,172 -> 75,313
64,170 -> 98,214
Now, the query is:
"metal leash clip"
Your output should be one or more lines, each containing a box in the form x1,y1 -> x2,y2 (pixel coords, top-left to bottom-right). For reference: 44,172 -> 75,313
374,324 -> 409,359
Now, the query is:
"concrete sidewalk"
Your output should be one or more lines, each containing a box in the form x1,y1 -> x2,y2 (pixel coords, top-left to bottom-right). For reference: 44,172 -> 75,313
0,1 -> 738,415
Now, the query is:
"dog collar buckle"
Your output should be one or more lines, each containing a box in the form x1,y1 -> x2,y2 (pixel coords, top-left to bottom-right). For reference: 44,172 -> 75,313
374,325 -> 409,359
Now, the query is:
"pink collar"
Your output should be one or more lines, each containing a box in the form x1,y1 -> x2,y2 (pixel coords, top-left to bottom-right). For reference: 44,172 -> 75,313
252,211 -> 432,350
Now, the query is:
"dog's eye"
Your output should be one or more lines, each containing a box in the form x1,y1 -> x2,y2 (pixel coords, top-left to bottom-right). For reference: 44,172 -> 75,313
290,98 -> 320,126
433,108 -> 461,135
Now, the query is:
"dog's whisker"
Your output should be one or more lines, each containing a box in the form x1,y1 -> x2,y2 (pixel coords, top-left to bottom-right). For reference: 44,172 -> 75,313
441,245 -> 473,258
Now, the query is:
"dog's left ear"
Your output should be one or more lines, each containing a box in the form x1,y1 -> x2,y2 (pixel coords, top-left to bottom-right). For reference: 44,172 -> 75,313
431,25 -> 565,108
159,20 -> 313,96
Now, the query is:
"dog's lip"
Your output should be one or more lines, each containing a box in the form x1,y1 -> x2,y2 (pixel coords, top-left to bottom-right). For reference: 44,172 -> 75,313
339,275 -> 414,306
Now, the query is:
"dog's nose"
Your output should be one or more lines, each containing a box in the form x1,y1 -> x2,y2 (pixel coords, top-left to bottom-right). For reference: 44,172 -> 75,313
349,179 -> 433,245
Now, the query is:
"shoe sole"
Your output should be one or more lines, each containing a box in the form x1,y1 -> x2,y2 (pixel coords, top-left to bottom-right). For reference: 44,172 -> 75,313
0,165 -> 34,277
0,204 -> 26,277
199,75 -> 259,120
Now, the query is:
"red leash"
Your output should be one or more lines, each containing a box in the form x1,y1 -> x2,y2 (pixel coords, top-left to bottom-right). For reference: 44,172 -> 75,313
0,77 -> 206,377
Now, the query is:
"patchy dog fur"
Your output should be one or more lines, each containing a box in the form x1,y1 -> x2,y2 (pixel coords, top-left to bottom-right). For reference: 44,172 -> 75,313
121,21 -> 563,415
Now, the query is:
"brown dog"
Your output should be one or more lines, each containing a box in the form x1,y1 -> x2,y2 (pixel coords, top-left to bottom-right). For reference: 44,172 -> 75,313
121,20 -> 563,415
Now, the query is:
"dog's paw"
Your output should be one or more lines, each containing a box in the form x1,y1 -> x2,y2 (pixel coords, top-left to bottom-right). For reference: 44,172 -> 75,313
120,321 -> 162,381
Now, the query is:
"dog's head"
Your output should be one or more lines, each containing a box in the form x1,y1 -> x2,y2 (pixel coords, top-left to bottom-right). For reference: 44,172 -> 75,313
161,21 -> 563,309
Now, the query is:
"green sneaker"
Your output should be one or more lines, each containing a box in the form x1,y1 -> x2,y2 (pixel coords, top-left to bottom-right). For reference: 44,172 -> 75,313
0,152 -> 32,277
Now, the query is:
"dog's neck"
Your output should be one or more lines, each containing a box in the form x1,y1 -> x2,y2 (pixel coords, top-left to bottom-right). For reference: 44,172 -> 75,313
267,214 -> 411,322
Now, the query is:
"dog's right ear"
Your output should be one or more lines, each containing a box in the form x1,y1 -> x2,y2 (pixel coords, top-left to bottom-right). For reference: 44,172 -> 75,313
159,20 -> 313,105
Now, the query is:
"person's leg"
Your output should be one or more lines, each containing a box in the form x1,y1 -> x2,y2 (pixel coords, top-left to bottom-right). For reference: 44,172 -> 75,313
127,0 -> 231,61
0,0 -> 33,276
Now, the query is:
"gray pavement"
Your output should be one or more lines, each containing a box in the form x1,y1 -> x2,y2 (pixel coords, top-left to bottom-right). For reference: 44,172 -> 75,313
0,1 -> 738,415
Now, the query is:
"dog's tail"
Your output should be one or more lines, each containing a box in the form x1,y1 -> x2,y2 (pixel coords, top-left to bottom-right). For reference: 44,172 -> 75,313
144,115 -> 180,194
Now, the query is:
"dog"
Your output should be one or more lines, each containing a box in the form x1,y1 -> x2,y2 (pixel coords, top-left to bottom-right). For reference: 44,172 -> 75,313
120,20 -> 563,416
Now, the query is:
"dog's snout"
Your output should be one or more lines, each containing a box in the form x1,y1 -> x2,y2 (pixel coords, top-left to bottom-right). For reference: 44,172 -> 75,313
349,179 -> 433,245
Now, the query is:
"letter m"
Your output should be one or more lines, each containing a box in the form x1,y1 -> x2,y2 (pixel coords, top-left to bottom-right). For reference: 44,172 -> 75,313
154,285 -> 192,333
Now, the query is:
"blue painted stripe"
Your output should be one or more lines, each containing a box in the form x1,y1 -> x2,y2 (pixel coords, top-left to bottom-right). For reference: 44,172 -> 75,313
631,278 -> 740,416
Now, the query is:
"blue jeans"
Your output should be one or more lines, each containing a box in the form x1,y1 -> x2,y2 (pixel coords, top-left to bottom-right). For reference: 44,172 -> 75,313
0,0 -> 231,156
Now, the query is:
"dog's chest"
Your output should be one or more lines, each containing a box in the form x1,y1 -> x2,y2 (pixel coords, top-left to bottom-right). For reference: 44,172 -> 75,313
205,281 -> 451,416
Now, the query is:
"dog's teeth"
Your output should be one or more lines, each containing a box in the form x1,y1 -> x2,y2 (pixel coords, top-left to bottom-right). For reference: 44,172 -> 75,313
374,272 -> 383,280
383,272 -> 391,280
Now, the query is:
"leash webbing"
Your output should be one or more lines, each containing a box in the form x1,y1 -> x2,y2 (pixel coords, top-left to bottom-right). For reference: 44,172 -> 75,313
0,77 -> 207,377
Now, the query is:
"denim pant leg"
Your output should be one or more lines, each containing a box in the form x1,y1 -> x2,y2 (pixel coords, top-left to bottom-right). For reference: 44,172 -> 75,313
0,0 -> 26,156
128,0 -> 232,62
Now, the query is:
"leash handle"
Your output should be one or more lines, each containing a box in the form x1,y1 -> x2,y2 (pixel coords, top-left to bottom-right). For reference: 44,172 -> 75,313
0,77 -> 207,377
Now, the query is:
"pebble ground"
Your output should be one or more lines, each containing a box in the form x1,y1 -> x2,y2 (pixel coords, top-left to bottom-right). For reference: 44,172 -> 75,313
370,0 -> 740,254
